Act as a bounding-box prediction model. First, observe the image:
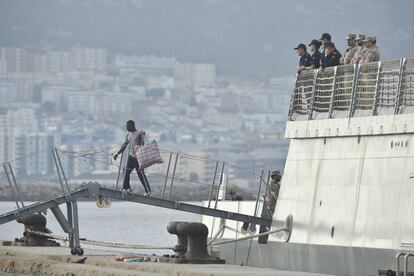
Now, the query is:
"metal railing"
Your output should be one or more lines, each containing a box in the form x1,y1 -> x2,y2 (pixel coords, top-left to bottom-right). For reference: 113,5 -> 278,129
289,58 -> 414,120
396,252 -> 414,276
1,146 -> 273,216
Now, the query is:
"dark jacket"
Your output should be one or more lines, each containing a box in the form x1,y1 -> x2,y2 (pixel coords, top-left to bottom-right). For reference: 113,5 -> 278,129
312,50 -> 323,69
299,52 -> 313,67
321,49 -> 342,68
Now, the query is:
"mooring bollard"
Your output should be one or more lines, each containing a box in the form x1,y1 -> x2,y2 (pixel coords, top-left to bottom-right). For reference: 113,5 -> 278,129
166,221 -> 225,264
177,222 -> 214,261
16,214 -> 59,246
167,221 -> 188,257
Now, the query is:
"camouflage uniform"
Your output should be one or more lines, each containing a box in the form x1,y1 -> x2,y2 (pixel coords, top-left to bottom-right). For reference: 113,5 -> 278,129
343,45 -> 358,64
341,33 -> 357,65
351,34 -> 366,64
351,46 -> 366,64
360,47 -> 380,64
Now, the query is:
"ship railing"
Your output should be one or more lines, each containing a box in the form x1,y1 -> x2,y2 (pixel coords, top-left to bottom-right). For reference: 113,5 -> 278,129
289,57 -> 414,121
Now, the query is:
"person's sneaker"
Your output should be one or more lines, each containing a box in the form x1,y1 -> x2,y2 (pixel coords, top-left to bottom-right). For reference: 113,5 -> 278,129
122,188 -> 132,198
144,192 -> 152,197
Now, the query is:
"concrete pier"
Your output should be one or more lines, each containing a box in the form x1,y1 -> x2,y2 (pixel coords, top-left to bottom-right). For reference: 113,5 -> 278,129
0,245 -> 332,276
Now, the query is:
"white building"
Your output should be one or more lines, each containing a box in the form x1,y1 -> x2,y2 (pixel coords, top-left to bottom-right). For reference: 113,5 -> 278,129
0,48 -> 28,73
115,55 -> 176,70
30,48 -> 107,73
0,82 -> 15,103
41,86 -> 79,110
25,132 -> 55,175
71,47 -> 106,72
0,59 -> 7,78
67,91 -> 97,114
175,63 -> 216,88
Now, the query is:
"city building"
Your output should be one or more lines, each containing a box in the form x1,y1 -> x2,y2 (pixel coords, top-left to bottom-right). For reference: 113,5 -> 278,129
28,47 -> 107,73
175,63 -> 216,88
0,82 -> 15,103
0,59 -> 7,78
0,48 -> 28,73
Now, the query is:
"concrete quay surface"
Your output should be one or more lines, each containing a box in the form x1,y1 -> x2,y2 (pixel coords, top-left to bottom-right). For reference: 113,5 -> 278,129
0,246 -> 332,276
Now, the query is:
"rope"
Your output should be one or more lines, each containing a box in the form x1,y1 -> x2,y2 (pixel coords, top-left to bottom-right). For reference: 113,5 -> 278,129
26,230 -> 173,250
26,227 -> 290,250
0,149 -> 50,166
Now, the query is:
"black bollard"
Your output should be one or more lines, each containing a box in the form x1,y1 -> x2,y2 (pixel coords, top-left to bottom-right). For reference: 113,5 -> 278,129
167,221 -> 188,257
16,213 -> 59,246
165,221 -> 225,264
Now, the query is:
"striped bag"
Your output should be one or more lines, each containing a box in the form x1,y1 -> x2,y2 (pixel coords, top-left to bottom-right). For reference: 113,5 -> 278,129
134,140 -> 163,169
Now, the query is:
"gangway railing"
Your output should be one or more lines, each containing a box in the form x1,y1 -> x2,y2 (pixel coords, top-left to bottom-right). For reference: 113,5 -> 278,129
0,146 -> 274,255
289,58 -> 414,121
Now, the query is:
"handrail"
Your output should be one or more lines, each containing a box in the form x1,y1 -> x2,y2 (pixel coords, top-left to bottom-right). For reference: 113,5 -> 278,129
289,58 -> 414,121
397,252 -> 406,275
396,252 -> 414,276
405,253 -> 414,276
1,145 -> 273,215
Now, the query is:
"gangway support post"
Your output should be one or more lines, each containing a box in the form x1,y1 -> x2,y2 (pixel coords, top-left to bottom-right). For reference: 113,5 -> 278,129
50,201 -> 83,256
3,164 -> 21,210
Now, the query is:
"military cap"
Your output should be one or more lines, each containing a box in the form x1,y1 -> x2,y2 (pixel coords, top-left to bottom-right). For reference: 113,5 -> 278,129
308,39 -> 322,47
346,33 -> 357,40
294,43 -> 307,50
356,34 -> 366,41
324,41 -> 335,48
363,36 -> 376,42
319,33 -> 331,41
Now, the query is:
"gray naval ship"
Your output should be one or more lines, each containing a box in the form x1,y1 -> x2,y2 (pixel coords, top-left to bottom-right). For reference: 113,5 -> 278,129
202,57 -> 414,276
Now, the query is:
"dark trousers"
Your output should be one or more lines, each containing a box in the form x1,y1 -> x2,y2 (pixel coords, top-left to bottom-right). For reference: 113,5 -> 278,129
123,155 -> 151,193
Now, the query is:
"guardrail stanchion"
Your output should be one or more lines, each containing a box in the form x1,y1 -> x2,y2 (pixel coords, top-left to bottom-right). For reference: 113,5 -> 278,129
3,164 -> 20,209
207,161 -> 219,208
162,152 -> 173,199
214,162 -> 226,209
168,153 -> 179,200
115,151 -> 124,191
55,148 -> 70,193
52,148 -> 66,193
8,163 -> 24,207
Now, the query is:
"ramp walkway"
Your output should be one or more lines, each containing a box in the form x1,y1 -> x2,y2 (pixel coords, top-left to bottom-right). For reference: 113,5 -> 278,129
0,147 -> 273,255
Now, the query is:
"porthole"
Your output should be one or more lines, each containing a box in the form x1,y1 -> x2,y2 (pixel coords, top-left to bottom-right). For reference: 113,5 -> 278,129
330,226 -> 335,238
391,141 -> 394,148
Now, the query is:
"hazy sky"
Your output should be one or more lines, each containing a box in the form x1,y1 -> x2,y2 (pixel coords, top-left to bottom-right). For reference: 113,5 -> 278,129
0,0 -> 413,79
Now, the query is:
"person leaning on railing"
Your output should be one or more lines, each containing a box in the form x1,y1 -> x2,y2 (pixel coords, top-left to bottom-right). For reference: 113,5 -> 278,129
294,43 -> 313,73
305,39 -> 323,70
359,36 -> 380,64
320,41 -> 342,69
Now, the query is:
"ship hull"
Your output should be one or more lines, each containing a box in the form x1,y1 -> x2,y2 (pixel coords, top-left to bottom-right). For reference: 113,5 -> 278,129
216,239 -> 413,275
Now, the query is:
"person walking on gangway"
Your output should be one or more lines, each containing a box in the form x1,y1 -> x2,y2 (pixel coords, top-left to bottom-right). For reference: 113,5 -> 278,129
113,120 -> 151,196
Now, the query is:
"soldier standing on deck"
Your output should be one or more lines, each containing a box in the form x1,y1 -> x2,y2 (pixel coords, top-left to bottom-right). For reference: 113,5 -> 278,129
320,42 -> 341,69
319,33 -> 332,58
360,36 -> 380,64
294,43 -> 313,73
351,34 -> 366,64
341,33 -> 358,65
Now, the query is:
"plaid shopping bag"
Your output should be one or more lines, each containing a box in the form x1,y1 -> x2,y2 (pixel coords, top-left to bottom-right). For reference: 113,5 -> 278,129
134,140 -> 163,169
